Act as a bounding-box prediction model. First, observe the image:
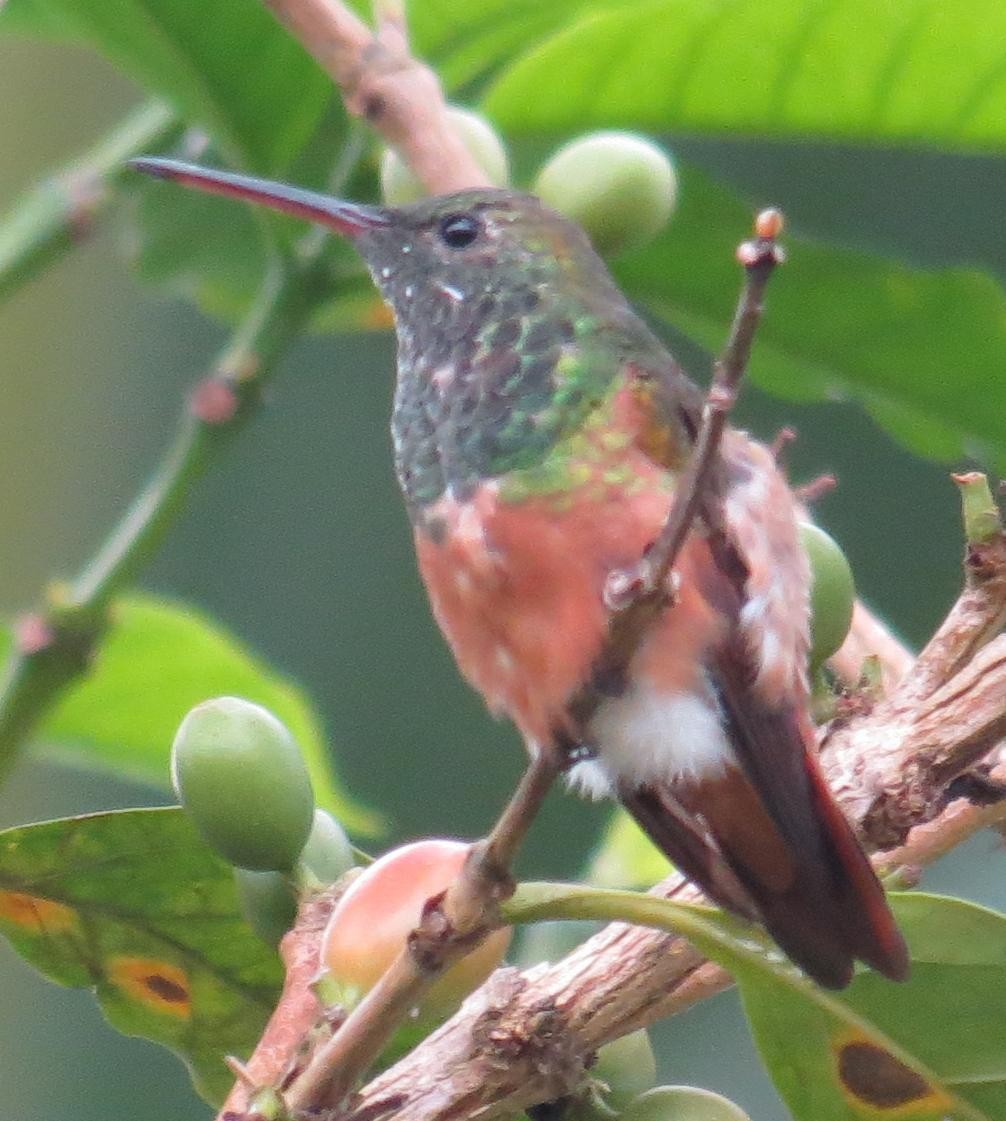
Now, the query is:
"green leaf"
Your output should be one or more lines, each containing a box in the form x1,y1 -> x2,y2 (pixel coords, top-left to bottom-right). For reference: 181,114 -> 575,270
485,0 -> 1006,153
0,0 -> 332,174
613,163 -> 1006,468
411,0 -> 625,90
1,0 -> 346,317
127,167 -> 271,318
9,594 -> 380,835
506,886 -> 1006,1121
587,809 -> 671,889
0,807 -> 283,1104
741,894 -> 1006,1120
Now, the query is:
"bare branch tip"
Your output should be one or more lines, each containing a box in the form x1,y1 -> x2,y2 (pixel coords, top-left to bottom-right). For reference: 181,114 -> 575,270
769,425 -> 797,461
755,207 -> 785,239
953,470 -> 1003,546
225,1056 -> 257,1088
735,208 -> 786,268
794,473 -> 838,504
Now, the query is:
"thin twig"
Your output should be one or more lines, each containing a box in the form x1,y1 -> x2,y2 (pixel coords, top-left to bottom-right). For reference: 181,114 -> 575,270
220,885 -> 353,1117
568,212 -> 785,727
0,100 -> 178,301
282,753 -> 562,1112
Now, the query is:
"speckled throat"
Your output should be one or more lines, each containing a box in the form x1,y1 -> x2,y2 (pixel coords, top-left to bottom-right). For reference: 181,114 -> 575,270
350,189 -> 675,524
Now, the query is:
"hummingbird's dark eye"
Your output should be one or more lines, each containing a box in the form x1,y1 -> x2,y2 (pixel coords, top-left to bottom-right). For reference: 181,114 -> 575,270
438,213 -> 481,249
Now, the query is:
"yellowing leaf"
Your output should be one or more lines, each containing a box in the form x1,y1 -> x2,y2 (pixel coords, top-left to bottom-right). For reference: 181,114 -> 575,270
0,808 -> 284,1103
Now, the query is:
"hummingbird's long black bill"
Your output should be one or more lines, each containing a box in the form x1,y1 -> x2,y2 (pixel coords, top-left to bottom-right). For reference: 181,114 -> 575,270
129,157 -> 389,237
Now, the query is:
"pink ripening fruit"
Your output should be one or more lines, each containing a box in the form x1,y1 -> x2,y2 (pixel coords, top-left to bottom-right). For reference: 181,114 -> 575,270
320,839 -> 511,1020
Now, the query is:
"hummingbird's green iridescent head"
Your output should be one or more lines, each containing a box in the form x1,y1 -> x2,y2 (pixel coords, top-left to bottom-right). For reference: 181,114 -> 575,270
130,158 -> 675,516
347,187 -> 627,323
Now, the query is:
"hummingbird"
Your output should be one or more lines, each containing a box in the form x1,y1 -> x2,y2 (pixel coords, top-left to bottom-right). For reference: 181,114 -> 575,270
133,157 -> 908,989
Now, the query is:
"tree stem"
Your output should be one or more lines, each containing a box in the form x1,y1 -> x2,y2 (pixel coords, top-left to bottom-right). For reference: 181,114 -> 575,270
0,99 -> 178,301
0,256 -> 322,781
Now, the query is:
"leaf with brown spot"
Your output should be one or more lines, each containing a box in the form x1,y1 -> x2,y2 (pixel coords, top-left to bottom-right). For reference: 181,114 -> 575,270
509,886 -> 1006,1121
0,807 -> 284,1104
738,893 -> 1006,1121
836,1038 -> 939,1112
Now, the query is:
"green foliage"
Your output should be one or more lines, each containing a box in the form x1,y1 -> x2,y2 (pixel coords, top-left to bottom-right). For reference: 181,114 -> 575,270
1,0 -> 332,173
0,808 -> 283,1104
4,594 -> 378,834
508,885 -> 1006,1121
613,162 -> 1006,469
483,0 -> 1006,150
741,893 -> 1006,1120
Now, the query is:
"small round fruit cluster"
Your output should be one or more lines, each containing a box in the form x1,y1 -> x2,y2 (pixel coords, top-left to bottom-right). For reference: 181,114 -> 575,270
170,697 -> 508,1021
560,1029 -> 753,1121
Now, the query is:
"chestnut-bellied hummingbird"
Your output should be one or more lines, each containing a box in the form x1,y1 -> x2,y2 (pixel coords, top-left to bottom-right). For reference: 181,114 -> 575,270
133,156 -> 908,989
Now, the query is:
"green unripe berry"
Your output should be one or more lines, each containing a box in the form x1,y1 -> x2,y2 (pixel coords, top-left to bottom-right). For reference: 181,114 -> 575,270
533,131 -> 677,257
620,1086 -> 752,1121
300,808 -> 355,884
234,811 -> 353,947
171,696 -> 315,872
235,867 -> 297,947
591,1030 -> 658,1111
799,522 -> 856,669
380,107 -> 510,205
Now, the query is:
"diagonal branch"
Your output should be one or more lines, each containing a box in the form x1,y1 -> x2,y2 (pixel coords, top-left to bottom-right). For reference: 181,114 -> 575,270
0,99 -> 178,301
569,212 -> 784,728
0,256 -> 323,782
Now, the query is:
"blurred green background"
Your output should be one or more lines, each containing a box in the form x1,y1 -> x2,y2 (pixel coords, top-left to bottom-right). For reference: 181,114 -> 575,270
0,34 -> 1000,1121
